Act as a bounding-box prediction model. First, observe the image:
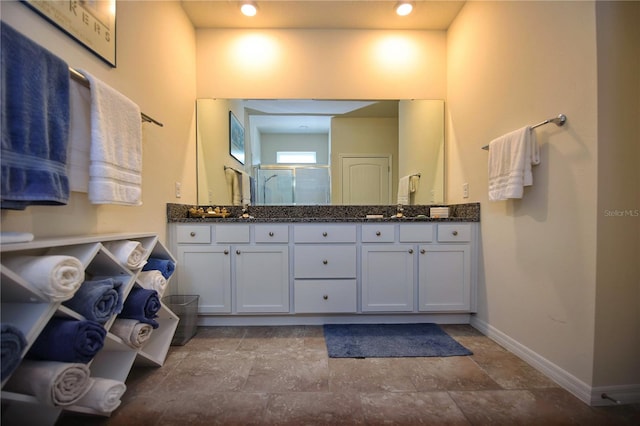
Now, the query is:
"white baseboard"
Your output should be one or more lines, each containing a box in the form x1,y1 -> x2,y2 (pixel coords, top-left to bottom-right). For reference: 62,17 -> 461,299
470,317 -> 640,406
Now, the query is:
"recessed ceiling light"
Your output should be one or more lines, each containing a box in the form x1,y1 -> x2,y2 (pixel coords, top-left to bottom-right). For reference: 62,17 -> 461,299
241,1 -> 257,17
395,1 -> 413,16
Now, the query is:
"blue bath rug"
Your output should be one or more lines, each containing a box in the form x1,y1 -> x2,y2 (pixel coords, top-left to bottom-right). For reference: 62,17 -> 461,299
323,323 -> 473,358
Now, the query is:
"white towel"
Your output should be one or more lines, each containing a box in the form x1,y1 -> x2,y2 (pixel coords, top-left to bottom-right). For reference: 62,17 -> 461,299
2,255 -> 84,302
488,126 -> 539,201
78,70 -> 142,205
109,319 -> 153,348
103,240 -> 147,270
137,270 -> 167,296
241,171 -> 251,206
409,175 -> 420,193
225,167 -> 242,206
397,175 -> 410,205
67,79 -> 91,193
74,378 -> 126,412
4,360 -> 93,406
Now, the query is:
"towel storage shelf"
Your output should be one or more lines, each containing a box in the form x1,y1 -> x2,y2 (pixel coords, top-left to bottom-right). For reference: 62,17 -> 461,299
0,233 -> 178,425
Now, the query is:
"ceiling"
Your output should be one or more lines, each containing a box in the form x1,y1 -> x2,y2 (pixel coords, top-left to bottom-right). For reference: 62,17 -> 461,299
181,0 -> 465,30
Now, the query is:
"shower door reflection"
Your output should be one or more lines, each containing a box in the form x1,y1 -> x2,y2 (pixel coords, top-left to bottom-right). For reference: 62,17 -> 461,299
256,166 -> 330,205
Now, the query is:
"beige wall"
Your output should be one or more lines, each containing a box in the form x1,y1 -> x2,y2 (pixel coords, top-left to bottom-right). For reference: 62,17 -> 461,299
0,1 -> 197,244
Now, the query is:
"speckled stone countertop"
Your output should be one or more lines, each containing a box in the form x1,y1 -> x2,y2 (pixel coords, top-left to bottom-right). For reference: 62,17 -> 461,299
167,203 -> 480,223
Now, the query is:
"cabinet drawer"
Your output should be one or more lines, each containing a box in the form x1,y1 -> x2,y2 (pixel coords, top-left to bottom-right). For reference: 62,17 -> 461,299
294,245 -> 356,278
255,225 -> 289,243
215,224 -> 250,243
362,224 -> 395,242
176,225 -> 212,244
294,225 -> 356,243
294,280 -> 357,313
437,224 -> 471,242
399,224 -> 434,242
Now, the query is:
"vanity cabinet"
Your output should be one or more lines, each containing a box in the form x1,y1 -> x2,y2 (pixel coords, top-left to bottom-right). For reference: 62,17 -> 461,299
361,245 -> 415,311
176,245 -> 231,313
235,245 -> 289,313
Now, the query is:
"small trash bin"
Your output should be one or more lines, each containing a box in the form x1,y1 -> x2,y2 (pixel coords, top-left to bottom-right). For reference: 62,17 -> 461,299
163,295 -> 199,346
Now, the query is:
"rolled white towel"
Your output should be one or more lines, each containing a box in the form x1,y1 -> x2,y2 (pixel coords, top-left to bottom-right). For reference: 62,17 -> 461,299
74,377 -> 126,413
137,270 -> 167,296
4,360 -> 93,406
109,319 -> 153,348
2,255 -> 84,302
103,240 -> 147,269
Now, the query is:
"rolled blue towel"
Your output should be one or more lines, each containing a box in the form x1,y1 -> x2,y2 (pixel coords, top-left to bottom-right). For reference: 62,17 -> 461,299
1,323 -> 27,380
62,278 -> 124,324
118,287 -> 160,329
142,258 -> 175,279
27,318 -> 106,363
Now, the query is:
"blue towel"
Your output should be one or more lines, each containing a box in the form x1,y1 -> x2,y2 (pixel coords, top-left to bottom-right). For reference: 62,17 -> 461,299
142,258 -> 175,279
1,323 -> 27,380
1,23 -> 70,210
26,318 -> 106,364
118,287 -> 160,329
62,278 -> 124,324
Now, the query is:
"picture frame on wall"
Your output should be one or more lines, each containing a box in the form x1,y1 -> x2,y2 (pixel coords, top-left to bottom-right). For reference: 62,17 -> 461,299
23,0 -> 117,67
229,111 -> 245,164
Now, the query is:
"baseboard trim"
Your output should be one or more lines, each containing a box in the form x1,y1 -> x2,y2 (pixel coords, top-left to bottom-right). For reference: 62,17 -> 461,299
470,317 -> 640,406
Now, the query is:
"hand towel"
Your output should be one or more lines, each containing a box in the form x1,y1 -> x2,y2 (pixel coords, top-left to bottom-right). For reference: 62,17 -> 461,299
62,278 -> 124,324
1,23 -> 71,210
225,167 -> 242,206
103,240 -> 147,269
241,171 -> 251,205
137,270 -> 168,296
74,377 -> 126,413
488,126 -> 539,201
67,78 -> 92,193
142,257 -> 175,279
0,231 -> 34,244
26,318 -> 106,364
118,287 -> 161,329
397,175 -> 410,205
2,255 -> 84,302
409,175 -> 420,193
4,360 -> 93,406
77,70 -> 142,205
1,323 -> 27,380
109,319 -> 153,348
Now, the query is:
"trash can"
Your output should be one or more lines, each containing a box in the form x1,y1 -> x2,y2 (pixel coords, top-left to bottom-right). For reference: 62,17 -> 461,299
163,295 -> 199,346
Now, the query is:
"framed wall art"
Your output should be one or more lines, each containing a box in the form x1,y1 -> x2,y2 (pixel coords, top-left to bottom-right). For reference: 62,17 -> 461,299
23,0 -> 117,67
229,111 -> 245,164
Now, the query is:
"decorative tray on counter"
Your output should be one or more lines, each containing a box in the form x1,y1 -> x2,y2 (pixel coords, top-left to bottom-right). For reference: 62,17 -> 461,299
188,207 -> 230,218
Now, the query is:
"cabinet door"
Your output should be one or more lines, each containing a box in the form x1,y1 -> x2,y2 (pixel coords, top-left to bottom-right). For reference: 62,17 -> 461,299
361,245 -> 415,312
235,246 -> 289,313
418,244 -> 470,312
177,246 -> 231,313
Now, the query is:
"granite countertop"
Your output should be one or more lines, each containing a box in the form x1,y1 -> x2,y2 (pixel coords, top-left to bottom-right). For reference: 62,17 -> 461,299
167,203 -> 480,223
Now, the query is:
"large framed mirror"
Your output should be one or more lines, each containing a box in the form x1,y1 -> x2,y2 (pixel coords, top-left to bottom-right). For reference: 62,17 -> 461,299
196,99 -> 444,206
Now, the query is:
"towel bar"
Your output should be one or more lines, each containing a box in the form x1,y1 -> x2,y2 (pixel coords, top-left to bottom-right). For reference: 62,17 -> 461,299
69,67 -> 163,127
482,114 -> 566,150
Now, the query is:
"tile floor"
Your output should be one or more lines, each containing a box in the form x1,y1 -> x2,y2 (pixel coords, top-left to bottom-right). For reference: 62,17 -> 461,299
57,324 -> 640,425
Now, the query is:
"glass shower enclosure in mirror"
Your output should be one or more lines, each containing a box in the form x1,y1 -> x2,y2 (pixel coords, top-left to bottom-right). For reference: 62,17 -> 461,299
196,99 -> 444,206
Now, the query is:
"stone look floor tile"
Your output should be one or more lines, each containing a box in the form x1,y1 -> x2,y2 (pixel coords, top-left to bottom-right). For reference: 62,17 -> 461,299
328,357 -> 418,392
408,356 -> 503,391
263,392 -> 365,425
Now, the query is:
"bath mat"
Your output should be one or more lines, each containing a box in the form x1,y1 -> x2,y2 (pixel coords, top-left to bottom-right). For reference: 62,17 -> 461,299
323,323 -> 473,358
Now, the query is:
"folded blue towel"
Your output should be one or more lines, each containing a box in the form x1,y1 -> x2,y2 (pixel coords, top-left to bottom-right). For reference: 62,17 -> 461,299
1,23 -> 70,210
142,258 -> 175,279
1,323 -> 27,380
118,287 -> 160,329
27,318 -> 106,363
62,278 -> 124,324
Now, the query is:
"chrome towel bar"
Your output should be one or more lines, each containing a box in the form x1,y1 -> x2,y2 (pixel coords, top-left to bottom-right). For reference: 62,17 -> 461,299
482,113 -> 566,150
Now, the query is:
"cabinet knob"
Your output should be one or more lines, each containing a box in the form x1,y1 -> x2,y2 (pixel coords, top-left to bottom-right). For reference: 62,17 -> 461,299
323,259 -> 328,265
376,231 -> 381,236
408,249 -> 414,254
236,250 -> 241,255
269,231 -> 274,237
420,249 -> 426,254
322,232 -> 328,237
323,295 -> 329,300
452,230 -> 459,236
190,232 -> 196,237
223,249 -> 229,255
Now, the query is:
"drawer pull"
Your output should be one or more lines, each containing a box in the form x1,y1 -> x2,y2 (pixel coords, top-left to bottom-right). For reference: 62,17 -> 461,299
224,250 -> 229,255
323,295 -> 329,300
190,232 -> 196,237
236,250 -> 241,255
322,259 -> 328,265
420,249 -> 426,254
376,231 -> 381,236
322,232 -> 328,237
408,249 -> 414,254
452,230 -> 459,236
269,231 -> 274,237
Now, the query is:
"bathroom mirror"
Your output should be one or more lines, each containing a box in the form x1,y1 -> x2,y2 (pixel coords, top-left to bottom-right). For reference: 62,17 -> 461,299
196,99 -> 444,206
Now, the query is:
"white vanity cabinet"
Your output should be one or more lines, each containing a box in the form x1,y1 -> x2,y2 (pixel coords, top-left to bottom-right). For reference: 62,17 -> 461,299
361,244 -> 415,311
235,245 -> 289,313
